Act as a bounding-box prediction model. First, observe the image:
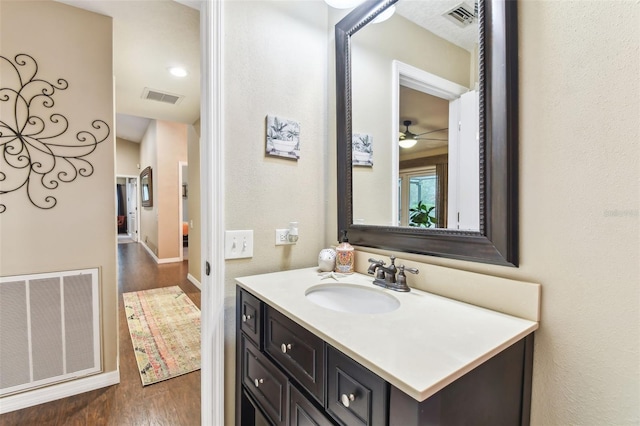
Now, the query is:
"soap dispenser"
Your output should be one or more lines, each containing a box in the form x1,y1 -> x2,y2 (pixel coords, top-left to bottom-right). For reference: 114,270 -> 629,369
335,230 -> 354,274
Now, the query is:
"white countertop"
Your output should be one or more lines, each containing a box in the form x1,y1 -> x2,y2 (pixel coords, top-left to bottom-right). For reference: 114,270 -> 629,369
235,267 -> 539,402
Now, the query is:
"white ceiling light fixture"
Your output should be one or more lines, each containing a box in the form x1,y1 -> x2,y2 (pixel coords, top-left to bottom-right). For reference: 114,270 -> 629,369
324,0 -> 366,9
398,137 -> 417,149
399,120 -> 447,149
168,66 -> 188,78
372,5 -> 396,23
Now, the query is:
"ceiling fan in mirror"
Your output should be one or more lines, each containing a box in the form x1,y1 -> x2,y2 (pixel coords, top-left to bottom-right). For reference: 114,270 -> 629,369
398,120 -> 448,148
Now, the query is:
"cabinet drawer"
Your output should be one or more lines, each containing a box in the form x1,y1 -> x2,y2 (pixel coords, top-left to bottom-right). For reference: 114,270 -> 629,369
326,346 -> 387,426
241,335 -> 288,426
265,306 -> 325,404
289,383 -> 334,426
239,288 -> 262,348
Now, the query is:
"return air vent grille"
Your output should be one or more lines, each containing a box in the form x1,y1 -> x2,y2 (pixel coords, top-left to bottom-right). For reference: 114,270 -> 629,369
141,87 -> 184,105
443,2 -> 477,27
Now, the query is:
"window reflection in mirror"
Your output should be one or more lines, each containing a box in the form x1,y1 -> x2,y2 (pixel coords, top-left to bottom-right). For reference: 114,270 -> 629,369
350,0 -> 480,231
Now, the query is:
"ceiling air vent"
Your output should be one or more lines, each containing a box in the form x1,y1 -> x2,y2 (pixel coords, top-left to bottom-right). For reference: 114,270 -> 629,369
141,87 -> 184,105
443,2 -> 477,28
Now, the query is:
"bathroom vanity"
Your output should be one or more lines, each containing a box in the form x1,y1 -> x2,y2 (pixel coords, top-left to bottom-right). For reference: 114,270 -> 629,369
235,268 -> 537,426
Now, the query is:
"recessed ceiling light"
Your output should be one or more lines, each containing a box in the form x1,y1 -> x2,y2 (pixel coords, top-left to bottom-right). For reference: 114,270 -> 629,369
168,67 -> 188,78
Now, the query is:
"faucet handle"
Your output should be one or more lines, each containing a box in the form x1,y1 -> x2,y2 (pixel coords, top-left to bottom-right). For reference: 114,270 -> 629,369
401,265 -> 419,275
395,265 -> 418,292
367,258 -> 385,275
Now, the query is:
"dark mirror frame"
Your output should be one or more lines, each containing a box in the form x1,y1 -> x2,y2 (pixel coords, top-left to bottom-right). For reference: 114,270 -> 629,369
140,166 -> 153,208
336,0 -> 518,266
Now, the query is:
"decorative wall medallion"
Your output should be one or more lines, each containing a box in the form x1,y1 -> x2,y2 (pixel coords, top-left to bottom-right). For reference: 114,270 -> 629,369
352,133 -> 373,167
0,53 -> 111,213
266,115 -> 300,160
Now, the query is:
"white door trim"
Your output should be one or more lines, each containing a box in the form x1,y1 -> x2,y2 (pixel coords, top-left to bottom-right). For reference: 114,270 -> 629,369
116,174 -> 140,242
200,0 -> 225,424
391,60 -> 469,226
178,161 -> 188,261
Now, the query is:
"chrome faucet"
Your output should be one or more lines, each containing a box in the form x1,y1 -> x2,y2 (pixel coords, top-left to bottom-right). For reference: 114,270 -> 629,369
367,256 -> 418,292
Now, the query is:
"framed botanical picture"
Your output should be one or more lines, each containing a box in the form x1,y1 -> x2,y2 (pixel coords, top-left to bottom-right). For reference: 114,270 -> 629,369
266,115 -> 300,160
352,133 -> 373,166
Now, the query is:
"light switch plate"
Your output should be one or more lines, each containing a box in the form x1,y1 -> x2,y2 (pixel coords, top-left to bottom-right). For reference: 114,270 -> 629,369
225,230 -> 253,259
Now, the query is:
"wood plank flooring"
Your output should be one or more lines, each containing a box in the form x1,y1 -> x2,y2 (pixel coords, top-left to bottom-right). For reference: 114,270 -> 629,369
0,242 -> 201,426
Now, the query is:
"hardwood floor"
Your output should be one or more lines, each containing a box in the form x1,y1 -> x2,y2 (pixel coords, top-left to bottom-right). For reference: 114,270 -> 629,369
1,242 -> 201,426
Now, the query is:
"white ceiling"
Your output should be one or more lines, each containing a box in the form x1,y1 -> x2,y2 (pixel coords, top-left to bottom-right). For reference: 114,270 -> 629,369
52,0 -> 473,144
395,0 -> 478,52
56,0 -> 201,143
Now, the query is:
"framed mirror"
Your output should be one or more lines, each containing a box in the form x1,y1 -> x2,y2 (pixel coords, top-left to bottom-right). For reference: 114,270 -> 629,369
140,166 -> 153,207
336,0 -> 518,266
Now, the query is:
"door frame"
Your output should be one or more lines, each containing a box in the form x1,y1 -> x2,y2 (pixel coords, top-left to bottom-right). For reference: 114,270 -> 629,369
178,161 -> 188,261
116,174 -> 140,242
200,1 -> 225,424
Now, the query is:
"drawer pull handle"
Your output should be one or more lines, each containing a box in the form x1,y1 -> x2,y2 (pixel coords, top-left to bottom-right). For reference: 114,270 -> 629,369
242,314 -> 252,322
254,378 -> 264,388
340,393 -> 355,408
280,343 -> 293,353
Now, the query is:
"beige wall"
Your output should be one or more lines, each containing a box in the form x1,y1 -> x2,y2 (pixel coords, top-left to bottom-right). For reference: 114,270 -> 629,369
222,1 -> 329,423
329,2 -> 639,425
156,120 -> 188,259
139,121 -> 159,254
115,137 -> 140,177
138,120 -> 188,260
188,121 -> 201,282
0,0 -> 117,372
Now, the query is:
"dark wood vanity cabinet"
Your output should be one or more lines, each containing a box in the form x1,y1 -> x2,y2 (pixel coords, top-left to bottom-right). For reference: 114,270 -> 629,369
236,287 -> 534,426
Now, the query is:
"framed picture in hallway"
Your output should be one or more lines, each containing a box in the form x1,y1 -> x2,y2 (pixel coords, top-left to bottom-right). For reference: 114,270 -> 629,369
140,166 -> 153,207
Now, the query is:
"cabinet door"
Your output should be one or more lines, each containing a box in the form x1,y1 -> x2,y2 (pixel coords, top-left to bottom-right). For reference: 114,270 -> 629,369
326,346 -> 387,426
266,306 -> 325,404
242,335 -> 288,426
289,383 -> 334,426
239,289 -> 262,348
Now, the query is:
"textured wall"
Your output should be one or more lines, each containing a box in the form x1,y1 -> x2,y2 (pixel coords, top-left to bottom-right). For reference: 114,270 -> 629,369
222,1 -> 329,423
0,1 -> 117,372
115,137 -> 141,177
139,121 -> 159,254
327,2 -> 639,424
156,120 -> 187,260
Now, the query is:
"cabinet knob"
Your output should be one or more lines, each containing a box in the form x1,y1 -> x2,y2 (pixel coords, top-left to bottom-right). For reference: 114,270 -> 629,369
280,343 -> 293,354
242,314 -> 252,322
254,378 -> 264,388
340,393 -> 355,408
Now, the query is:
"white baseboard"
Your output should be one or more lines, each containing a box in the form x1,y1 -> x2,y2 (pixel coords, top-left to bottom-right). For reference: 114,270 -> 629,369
158,256 -> 182,264
139,240 -> 181,264
187,273 -> 201,290
0,370 -> 120,414
140,240 -> 159,262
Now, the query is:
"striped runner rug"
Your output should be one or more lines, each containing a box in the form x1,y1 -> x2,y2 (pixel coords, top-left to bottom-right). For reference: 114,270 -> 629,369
123,285 -> 200,386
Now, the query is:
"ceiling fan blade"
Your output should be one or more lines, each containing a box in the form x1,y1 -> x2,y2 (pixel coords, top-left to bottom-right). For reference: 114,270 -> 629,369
415,137 -> 448,141
414,127 -> 448,136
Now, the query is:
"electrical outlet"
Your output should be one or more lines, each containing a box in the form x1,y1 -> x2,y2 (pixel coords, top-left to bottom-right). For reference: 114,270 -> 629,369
275,229 -> 293,245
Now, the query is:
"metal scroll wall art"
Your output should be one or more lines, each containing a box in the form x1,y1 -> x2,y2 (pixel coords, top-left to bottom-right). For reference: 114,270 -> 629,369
0,53 -> 111,213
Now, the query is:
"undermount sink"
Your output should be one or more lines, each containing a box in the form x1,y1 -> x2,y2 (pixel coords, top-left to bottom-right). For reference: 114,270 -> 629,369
305,284 -> 400,314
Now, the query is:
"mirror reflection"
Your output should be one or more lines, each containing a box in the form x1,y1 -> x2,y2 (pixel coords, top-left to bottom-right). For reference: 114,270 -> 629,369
351,0 -> 480,231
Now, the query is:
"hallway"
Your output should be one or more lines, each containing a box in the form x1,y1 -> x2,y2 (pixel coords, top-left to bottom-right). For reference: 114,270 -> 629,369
1,243 -> 201,425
